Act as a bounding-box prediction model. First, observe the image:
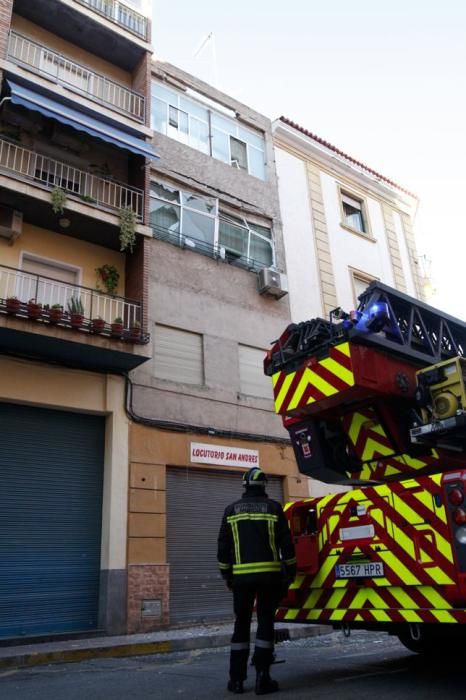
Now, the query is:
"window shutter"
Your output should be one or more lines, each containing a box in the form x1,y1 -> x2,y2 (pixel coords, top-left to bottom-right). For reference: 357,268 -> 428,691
154,325 -> 204,385
341,193 -> 362,209
239,345 -> 272,399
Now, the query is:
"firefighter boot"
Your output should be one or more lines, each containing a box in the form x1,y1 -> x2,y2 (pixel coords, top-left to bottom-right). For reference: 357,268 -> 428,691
255,670 -> 279,695
227,680 -> 244,694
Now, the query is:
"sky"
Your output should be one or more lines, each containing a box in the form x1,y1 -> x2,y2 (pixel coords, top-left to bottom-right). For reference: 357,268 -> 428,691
152,0 -> 466,318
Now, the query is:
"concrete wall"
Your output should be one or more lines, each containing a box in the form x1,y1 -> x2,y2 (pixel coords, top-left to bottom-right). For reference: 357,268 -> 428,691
273,125 -> 421,320
132,61 -> 290,439
1,221 -> 125,294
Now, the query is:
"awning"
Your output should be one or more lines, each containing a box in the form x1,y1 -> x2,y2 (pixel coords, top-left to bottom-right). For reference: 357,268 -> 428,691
6,80 -> 158,160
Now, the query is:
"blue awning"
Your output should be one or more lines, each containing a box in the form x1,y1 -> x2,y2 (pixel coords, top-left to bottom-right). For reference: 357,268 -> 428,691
7,80 -> 158,160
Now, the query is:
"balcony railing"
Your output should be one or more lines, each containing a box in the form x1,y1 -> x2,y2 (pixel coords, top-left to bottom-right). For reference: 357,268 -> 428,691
75,0 -> 147,40
0,138 -> 144,220
8,32 -> 145,123
0,264 -> 147,343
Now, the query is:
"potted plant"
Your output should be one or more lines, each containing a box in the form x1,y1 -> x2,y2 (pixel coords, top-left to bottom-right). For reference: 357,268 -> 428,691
96,264 -> 120,295
111,316 -> 124,338
119,206 -> 137,253
67,296 -> 85,329
48,303 -> 64,324
50,186 -> 67,215
91,316 -> 106,334
6,296 -> 21,315
27,298 -> 42,320
129,320 -> 141,342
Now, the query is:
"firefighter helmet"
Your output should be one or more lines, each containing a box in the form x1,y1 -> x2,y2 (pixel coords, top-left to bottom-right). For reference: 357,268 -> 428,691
242,467 -> 268,487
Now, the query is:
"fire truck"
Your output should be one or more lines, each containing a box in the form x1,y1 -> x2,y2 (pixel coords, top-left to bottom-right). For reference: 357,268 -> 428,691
264,281 -> 466,653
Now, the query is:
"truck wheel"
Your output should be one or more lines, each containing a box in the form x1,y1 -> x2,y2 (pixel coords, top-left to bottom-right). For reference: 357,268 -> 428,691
397,624 -> 462,655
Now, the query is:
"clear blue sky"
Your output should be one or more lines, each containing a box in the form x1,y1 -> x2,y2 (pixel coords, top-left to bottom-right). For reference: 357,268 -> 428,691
152,0 -> 466,318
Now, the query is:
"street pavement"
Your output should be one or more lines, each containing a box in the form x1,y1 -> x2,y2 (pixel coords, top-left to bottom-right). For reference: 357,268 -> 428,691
1,629 -> 465,700
0,620 -> 330,669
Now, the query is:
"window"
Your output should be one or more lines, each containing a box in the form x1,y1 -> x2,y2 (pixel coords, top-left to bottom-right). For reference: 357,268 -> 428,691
149,182 -> 217,248
340,190 -> 369,235
152,83 -> 210,155
219,215 -> 274,267
149,179 -> 275,269
21,255 -> 79,306
230,137 -> 248,171
154,325 -> 204,385
151,80 -> 266,180
238,345 -> 273,399
350,269 -> 377,307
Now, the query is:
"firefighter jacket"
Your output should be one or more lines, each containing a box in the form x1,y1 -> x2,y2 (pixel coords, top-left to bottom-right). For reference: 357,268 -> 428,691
217,491 -> 296,585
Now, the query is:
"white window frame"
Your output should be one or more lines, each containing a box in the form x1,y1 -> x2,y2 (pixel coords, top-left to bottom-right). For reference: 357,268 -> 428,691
151,84 -> 210,154
19,252 -> 82,306
149,182 -> 218,248
218,213 -> 275,267
349,267 -> 378,307
151,80 -> 266,180
149,180 -> 275,268
338,187 -> 372,238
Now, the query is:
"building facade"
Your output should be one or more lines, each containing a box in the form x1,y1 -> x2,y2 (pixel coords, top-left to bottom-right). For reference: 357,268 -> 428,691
273,117 -> 427,325
0,0 -> 154,638
124,61 -> 308,631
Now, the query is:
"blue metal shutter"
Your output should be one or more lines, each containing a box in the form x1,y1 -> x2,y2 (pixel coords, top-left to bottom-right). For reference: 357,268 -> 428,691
0,402 -> 105,639
166,467 -> 283,624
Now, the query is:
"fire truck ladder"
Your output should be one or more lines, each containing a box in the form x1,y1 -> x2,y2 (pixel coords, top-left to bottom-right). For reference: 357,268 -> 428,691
267,282 -> 466,375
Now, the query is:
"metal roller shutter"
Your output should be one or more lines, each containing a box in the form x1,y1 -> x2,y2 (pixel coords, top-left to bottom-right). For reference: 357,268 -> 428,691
0,403 -> 105,639
166,467 -> 283,625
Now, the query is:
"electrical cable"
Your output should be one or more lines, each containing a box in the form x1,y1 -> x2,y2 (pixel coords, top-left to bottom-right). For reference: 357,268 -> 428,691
124,373 -> 291,445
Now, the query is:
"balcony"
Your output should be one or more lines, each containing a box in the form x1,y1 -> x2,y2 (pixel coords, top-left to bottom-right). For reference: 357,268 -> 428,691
0,138 -> 144,221
8,32 -> 146,123
75,0 -> 148,40
0,264 -> 150,372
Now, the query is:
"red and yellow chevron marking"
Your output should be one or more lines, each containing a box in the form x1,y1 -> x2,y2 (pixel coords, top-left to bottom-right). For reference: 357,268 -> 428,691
348,450 -> 440,481
280,473 -> 461,625
343,408 -> 396,462
272,342 -> 354,415
342,408 -> 441,480
277,585 -> 466,625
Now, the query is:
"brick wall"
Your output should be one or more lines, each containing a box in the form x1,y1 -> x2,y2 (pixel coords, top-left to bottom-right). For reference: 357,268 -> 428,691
127,564 -> 169,632
125,235 -> 149,330
0,0 -> 13,64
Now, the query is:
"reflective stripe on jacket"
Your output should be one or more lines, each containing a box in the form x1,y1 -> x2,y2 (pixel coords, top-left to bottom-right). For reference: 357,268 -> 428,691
217,492 -> 296,584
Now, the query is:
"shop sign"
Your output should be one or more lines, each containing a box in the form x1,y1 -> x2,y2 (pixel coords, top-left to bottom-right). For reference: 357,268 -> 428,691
190,442 -> 260,468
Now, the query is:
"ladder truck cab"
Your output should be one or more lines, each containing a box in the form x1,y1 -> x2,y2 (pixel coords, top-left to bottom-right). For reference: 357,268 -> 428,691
265,281 -> 466,654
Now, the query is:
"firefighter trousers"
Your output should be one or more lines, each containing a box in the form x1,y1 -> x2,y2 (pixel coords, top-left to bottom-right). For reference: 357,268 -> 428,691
229,583 -> 283,682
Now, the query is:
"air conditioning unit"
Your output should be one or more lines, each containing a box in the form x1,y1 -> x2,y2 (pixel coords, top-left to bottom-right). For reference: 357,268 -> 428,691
257,267 -> 288,299
0,207 -> 23,243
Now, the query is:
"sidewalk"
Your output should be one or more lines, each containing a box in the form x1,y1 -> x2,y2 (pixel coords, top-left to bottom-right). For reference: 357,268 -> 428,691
0,622 -> 332,670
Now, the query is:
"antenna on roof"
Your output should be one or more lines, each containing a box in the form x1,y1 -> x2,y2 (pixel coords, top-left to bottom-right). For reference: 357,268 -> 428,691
193,32 -> 218,87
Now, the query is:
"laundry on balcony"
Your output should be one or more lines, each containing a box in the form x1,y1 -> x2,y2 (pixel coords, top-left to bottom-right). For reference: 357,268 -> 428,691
5,80 -> 158,160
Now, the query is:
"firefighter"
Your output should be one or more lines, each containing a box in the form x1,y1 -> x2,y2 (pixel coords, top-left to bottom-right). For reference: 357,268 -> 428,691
217,467 -> 296,695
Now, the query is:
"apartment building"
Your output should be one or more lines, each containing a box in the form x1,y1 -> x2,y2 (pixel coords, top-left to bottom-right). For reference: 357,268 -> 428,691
273,117 -> 426,325
124,61 -> 307,630
0,0 -> 154,638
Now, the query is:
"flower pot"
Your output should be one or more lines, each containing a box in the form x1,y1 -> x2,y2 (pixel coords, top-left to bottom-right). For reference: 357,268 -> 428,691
92,318 -> 106,334
6,298 -> 21,315
70,313 -> 84,329
110,322 -> 124,338
27,302 -> 42,320
48,308 -> 64,324
129,326 -> 141,342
